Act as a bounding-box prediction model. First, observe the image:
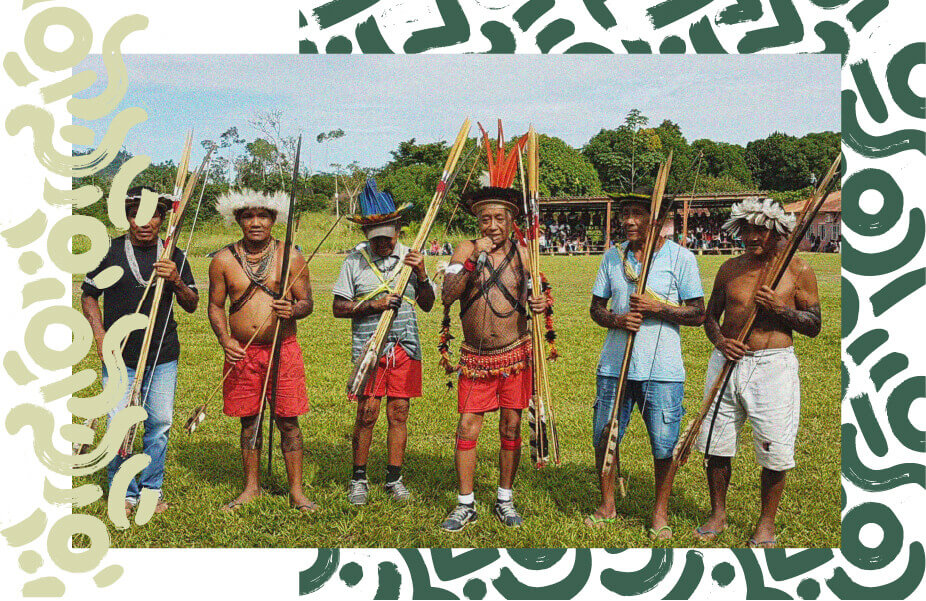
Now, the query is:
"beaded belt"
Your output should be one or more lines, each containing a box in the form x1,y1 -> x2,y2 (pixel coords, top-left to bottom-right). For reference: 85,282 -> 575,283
458,337 -> 532,379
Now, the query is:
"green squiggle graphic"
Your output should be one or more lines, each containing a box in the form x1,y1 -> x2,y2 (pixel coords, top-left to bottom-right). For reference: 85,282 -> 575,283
0,509 -> 46,546
828,543 -> 925,598
356,16 -> 394,53
850,61 -> 888,124
313,0 -> 381,30
716,0 -> 764,26
846,0 -> 890,32
646,0 -> 714,30
496,549 -> 591,599
886,376 -> 925,452
482,22 -> 515,53
1,209 -> 47,248
871,269 -> 926,316
842,424 -> 925,491
600,549 -> 672,595
688,17 -> 728,53
886,42 -> 926,118
536,19 -> 574,53
513,0 -> 554,32
431,549 -> 499,581
842,91 -> 925,157
664,551 -> 704,599
842,209 -> 924,276
730,550 -> 790,599
737,0 -> 803,53
299,549 -> 340,595
850,394 -> 888,457
842,502 -> 902,570
403,0 -> 469,53
846,329 -> 888,364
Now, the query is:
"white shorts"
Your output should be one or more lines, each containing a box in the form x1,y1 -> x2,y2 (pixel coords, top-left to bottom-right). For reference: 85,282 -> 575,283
695,347 -> 801,471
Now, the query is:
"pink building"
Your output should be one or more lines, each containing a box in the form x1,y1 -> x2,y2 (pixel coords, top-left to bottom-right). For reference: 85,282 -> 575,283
785,191 -> 841,252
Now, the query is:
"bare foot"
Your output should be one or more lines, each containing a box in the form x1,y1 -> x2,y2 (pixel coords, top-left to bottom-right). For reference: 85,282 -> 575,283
124,500 -> 134,517
222,488 -> 261,512
694,513 -> 727,541
153,500 -> 169,514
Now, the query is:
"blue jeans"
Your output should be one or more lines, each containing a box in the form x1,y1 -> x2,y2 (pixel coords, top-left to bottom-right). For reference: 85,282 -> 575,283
103,360 -> 178,502
592,376 -> 684,460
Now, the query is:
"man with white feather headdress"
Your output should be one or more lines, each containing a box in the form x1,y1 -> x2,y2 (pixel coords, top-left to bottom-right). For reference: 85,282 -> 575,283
208,189 -> 316,513
693,197 -> 821,548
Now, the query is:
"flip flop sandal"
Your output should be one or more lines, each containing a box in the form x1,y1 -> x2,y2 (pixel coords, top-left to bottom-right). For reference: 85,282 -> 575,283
694,525 -> 727,541
584,514 -> 616,528
648,525 -> 673,541
292,502 -> 320,514
748,537 -> 777,548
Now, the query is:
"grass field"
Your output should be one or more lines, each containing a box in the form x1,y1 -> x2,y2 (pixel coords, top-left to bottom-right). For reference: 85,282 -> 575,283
73,222 -> 841,549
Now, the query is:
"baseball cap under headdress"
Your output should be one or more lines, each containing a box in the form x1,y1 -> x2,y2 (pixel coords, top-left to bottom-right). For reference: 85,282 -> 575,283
215,189 -> 289,226
125,185 -> 172,217
722,197 -> 796,237
462,120 -> 528,218
347,178 -> 411,239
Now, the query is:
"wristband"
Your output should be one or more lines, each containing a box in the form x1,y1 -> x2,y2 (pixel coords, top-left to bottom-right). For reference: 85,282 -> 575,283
463,258 -> 476,272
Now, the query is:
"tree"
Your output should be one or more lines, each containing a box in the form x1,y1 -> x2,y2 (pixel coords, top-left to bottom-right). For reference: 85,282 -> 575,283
582,109 -> 667,193
691,139 -> 754,188
745,132 -> 811,191
799,131 -> 840,187
533,134 -> 603,197
384,138 -> 449,173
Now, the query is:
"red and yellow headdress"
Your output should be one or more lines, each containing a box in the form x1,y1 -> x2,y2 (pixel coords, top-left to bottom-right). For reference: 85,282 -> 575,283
462,120 -> 528,217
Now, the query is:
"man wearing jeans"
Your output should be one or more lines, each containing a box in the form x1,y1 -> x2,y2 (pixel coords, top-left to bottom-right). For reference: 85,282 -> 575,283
588,192 -> 705,540
81,186 -> 198,516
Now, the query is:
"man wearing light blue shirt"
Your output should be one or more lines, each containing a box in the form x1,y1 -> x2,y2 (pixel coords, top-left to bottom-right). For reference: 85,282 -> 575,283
587,192 -> 705,540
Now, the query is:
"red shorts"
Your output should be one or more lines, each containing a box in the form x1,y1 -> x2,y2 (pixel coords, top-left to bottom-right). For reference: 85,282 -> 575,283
456,340 -> 533,414
356,344 -> 422,400
223,335 -> 308,417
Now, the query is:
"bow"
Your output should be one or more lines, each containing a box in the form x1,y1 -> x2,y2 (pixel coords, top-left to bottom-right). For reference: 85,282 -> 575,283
346,118 -> 472,398
671,152 -> 842,468
600,151 -> 674,478
118,133 -> 214,458
246,135 -> 303,478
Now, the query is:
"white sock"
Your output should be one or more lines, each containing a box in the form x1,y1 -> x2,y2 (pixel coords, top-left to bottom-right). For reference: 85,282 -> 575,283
458,492 -> 475,505
497,487 -> 513,502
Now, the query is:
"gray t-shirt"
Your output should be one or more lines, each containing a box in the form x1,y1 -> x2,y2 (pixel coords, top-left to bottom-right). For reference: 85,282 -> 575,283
332,241 -> 424,361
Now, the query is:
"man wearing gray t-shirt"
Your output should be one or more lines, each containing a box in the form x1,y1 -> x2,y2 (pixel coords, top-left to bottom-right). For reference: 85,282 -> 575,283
332,180 -> 435,506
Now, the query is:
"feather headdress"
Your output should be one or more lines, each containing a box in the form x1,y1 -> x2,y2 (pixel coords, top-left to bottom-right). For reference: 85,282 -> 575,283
346,178 -> 411,226
215,189 -> 289,225
722,197 -> 796,236
463,120 -> 528,217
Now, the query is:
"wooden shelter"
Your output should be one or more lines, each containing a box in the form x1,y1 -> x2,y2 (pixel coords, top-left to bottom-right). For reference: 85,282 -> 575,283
538,192 -> 767,253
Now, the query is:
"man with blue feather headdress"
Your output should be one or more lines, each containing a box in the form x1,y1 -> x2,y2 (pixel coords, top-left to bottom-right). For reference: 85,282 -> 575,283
332,179 -> 435,505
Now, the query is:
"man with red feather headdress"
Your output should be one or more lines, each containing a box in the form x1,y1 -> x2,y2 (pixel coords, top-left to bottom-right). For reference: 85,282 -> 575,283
438,121 -> 550,531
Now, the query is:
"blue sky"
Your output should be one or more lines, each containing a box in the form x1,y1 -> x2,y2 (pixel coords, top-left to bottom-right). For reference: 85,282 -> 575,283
75,54 -> 840,171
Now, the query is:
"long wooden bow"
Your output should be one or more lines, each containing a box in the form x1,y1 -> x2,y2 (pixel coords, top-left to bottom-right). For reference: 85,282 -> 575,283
600,151 -> 674,478
117,134 -> 214,458
671,152 -> 842,468
346,118 -> 472,398
247,136 -> 303,478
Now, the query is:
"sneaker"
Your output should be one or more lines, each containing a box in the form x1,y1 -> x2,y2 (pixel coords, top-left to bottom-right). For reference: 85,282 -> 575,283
384,477 -> 411,501
493,499 -> 523,527
348,479 -> 369,505
440,503 -> 477,532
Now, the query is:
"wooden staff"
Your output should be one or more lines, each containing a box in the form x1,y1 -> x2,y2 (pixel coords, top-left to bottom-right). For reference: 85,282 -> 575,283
184,215 -> 343,434
672,153 -> 842,468
600,151 -> 674,478
346,118 -> 471,398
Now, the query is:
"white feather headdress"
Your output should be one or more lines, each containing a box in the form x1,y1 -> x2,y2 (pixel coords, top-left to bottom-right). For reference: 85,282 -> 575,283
722,197 -> 796,237
215,189 -> 289,226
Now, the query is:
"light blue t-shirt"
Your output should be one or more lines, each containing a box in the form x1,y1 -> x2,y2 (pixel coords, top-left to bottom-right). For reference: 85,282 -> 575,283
593,240 -> 704,382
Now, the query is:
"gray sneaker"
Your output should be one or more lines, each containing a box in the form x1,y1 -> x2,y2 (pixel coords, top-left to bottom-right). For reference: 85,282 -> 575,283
348,478 -> 369,505
493,499 -> 523,527
440,503 -> 477,532
384,477 -> 411,501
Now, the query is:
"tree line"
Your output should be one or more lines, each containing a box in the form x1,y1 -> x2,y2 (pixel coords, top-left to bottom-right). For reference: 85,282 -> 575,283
74,109 -> 839,227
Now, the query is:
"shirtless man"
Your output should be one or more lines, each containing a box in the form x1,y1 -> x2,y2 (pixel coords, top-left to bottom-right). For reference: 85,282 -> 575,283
439,162 -> 548,531
694,198 -> 821,548
208,190 -> 315,512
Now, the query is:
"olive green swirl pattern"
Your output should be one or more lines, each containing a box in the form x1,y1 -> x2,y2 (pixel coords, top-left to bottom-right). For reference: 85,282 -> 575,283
296,0 -> 924,598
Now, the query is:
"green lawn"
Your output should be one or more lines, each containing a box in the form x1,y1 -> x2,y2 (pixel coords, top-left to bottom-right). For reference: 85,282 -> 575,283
73,224 -> 841,549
